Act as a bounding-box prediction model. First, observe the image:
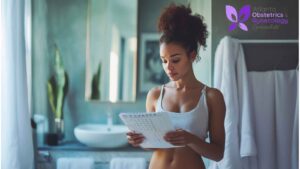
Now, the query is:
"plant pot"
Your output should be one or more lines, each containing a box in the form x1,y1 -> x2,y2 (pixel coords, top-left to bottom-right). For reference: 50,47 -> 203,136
54,118 -> 64,140
45,133 -> 59,146
45,118 -> 64,146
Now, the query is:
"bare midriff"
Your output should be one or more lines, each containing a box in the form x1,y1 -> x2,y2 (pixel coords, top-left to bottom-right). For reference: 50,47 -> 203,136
148,147 -> 205,169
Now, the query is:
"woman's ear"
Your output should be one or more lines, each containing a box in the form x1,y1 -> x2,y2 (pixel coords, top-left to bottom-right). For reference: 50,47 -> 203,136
189,51 -> 197,62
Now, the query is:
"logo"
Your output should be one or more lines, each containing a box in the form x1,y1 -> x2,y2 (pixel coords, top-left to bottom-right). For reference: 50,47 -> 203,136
226,5 -> 251,31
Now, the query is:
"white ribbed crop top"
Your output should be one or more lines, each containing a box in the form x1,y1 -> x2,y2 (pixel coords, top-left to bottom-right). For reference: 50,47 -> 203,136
155,85 -> 209,139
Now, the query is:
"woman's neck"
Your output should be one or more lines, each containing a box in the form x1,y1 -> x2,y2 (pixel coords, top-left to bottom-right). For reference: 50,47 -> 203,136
172,71 -> 201,90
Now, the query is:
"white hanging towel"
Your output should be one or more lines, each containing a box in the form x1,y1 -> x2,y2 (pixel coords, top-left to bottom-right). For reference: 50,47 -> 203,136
211,36 -> 257,169
247,72 -> 277,169
248,70 -> 298,169
110,157 -> 147,169
274,70 -> 298,169
57,157 -> 94,169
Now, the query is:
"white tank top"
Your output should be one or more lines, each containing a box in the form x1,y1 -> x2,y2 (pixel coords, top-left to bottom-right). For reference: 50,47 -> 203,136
155,85 -> 209,139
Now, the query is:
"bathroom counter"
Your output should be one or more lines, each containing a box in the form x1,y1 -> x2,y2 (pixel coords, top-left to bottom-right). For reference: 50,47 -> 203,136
38,140 -> 149,152
37,141 -> 153,169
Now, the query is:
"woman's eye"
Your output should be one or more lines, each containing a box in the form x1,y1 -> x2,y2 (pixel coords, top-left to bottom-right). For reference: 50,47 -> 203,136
172,60 -> 180,63
161,60 -> 167,63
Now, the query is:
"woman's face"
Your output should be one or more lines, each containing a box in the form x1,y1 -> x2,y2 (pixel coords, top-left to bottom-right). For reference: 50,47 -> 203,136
160,42 -> 194,81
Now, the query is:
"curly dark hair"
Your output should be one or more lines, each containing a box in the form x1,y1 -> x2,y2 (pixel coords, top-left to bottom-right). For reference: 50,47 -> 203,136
157,3 -> 208,61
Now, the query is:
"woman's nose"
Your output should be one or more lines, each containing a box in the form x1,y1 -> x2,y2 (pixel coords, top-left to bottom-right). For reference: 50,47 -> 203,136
167,62 -> 174,71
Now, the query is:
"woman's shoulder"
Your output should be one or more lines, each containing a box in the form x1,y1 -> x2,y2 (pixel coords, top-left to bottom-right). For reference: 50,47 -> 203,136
205,87 -> 226,120
146,86 -> 163,112
146,86 -> 162,101
205,87 -> 225,111
205,87 -> 224,100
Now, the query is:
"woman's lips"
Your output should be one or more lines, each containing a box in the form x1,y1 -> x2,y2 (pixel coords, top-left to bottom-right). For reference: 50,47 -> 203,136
168,73 -> 177,77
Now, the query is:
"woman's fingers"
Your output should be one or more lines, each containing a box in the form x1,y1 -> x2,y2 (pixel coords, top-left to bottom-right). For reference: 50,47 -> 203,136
164,129 -> 190,146
164,131 -> 184,140
127,133 -> 143,139
126,132 -> 144,146
165,129 -> 184,137
127,132 -> 143,137
165,136 -> 184,141
164,136 -> 185,144
129,137 -> 144,146
128,138 -> 144,147
127,135 -> 144,142
165,137 -> 186,146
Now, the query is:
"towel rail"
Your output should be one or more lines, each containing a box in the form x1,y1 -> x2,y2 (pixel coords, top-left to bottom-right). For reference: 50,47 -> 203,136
238,39 -> 298,43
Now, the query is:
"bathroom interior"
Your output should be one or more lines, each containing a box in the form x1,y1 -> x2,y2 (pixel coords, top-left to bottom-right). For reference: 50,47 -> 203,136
0,0 -> 298,169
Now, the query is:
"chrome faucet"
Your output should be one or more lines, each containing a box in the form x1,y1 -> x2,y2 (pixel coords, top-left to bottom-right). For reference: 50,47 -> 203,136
107,110 -> 113,132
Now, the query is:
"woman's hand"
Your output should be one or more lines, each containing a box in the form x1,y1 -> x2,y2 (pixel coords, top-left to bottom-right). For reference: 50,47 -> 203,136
164,129 -> 195,146
126,131 -> 145,147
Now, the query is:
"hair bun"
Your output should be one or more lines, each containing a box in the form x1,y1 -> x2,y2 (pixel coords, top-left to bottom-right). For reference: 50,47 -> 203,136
158,4 -> 192,36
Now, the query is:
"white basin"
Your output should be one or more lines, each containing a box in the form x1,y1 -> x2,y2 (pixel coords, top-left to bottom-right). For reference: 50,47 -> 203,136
74,124 -> 129,148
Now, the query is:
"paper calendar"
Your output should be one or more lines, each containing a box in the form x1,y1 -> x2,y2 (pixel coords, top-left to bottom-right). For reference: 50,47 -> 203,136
119,112 -> 182,148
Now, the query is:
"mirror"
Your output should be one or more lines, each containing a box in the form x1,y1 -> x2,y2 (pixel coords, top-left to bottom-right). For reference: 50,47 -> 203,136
85,0 -> 137,102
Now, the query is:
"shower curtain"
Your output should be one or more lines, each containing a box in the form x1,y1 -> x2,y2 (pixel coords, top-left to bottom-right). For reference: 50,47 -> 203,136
0,0 -> 34,168
212,36 -> 298,169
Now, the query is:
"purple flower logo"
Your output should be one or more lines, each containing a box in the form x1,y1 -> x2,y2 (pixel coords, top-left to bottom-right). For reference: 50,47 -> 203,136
226,5 -> 251,31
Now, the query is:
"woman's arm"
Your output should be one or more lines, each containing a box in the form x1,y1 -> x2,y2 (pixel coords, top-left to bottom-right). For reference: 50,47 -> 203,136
187,88 -> 225,161
146,87 -> 161,113
164,88 -> 225,161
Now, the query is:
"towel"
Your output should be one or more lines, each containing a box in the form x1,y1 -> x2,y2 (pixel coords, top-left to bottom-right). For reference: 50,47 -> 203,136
211,36 -> 257,169
110,157 -> 146,169
57,157 -> 94,169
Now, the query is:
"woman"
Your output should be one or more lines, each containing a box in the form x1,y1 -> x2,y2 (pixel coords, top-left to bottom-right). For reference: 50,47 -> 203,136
127,4 -> 225,169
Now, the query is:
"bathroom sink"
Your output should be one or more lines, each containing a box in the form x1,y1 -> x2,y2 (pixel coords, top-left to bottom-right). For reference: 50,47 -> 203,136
74,124 -> 129,148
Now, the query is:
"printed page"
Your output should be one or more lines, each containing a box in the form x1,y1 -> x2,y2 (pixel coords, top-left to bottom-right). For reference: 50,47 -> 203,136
119,112 -> 182,148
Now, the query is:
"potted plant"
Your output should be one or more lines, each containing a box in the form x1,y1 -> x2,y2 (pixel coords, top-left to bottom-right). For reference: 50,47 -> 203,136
46,45 -> 69,145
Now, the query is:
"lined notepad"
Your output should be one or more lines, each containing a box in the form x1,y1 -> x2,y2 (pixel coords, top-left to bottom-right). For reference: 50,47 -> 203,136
119,112 -> 181,148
